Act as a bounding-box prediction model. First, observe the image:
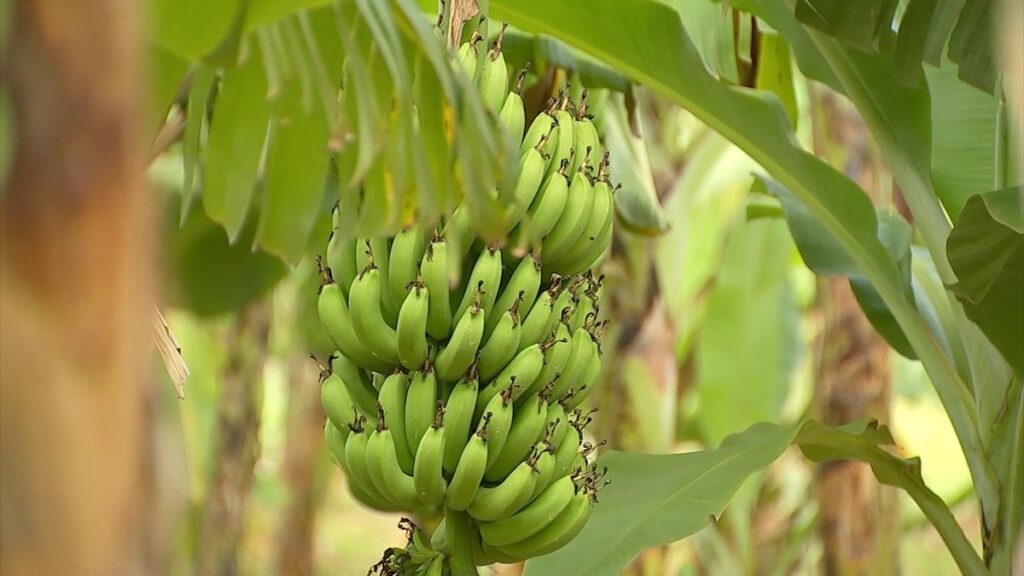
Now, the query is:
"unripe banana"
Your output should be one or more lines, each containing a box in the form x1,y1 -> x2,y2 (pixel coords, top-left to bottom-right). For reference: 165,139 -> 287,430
553,425 -> 581,480
367,238 -> 399,325
328,353 -> 377,420
317,278 -> 391,373
349,261 -> 401,366
549,168 -> 615,275
509,161 -> 570,252
478,387 -> 515,473
518,277 -> 563,352
366,422 -> 420,509
477,293 -> 523,382
412,405 -> 448,507
517,322 -> 571,403
565,341 -> 601,411
446,424 -> 489,511
442,368 -> 480,475
405,364 -> 438,453
521,108 -> 556,157
467,458 -> 538,522
320,369 -> 357,431
498,66 -> 528,144
550,328 -> 593,401
486,253 -> 541,338
396,281 -> 429,371
476,341 -> 551,413
389,226 -> 426,308
435,287 -> 485,382
343,418 -> 396,510
456,32 -> 482,80
503,142 -> 550,235
325,419 -> 349,465
421,237 -> 453,341
545,403 -> 570,449
529,441 -> 558,500
570,99 -> 600,176
546,101 -> 576,181
378,374 -> 415,474
486,391 -> 550,482
326,233 -> 358,300
494,492 -> 591,559
453,246 -> 502,323
479,475 -> 576,547
477,27 -> 508,112
562,214 -> 614,276
543,163 -> 595,263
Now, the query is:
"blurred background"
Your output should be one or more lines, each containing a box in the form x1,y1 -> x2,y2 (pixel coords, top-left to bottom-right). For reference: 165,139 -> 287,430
3,0 -> 1015,575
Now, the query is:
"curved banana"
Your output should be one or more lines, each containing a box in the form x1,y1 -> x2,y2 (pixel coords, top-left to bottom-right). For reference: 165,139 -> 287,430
503,142 -> 550,236
435,286 -> 485,382
477,26 -> 508,112
509,160 -> 570,252
325,419 -> 349,466
553,425 -> 581,480
565,342 -> 601,410
494,492 -> 591,559
446,425 -> 489,511
486,253 -> 541,338
367,238 -> 399,325
317,279 -> 391,373
518,276 -> 562,352
521,107 -> 556,156
412,406 -> 447,507
543,164 -> 595,263
366,424 -> 420,509
550,328 -> 593,401
320,370 -> 356,431
404,364 -> 437,453
396,281 -> 429,371
456,32 -> 481,80
548,168 -> 615,275
326,233 -> 358,300
486,391 -> 549,482
517,322 -> 571,403
344,419 -> 396,510
443,369 -> 480,475
529,441 -> 557,500
477,294 -> 523,382
348,261 -> 401,366
498,66 -> 528,144
467,458 -> 538,522
563,215 -> 613,276
329,353 -> 377,420
546,101 -> 576,181
479,475 -> 576,547
570,100 -> 600,176
421,237 -> 453,341
389,226 -> 426,308
479,388 -> 515,473
571,291 -> 596,334
452,247 -> 502,323
476,342 -> 550,413
378,374 -> 415,474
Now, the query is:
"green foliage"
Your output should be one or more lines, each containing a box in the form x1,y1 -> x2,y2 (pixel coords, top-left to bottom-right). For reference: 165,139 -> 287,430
524,422 -> 802,576
947,187 -> 1024,378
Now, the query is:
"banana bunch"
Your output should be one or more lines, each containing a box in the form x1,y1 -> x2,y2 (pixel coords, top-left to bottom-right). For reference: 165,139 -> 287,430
318,26 -> 615,575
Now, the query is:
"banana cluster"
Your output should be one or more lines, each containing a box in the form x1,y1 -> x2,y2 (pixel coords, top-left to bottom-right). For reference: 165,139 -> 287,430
318,27 -> 615,573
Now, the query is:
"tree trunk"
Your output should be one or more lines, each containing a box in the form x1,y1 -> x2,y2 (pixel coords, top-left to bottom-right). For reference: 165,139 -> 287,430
0,0 -> 155,574
816,279 -> 900,576
194,305 -> 269,576
274,353 -> 327,576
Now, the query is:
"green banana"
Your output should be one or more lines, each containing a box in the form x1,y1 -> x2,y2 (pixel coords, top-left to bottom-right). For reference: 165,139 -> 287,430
396,281 -> 429,371
565,341 -> 601,410
529,440 -> 557,500
325,419 -> 349,466
329,353 -> 378,420
521,106 -> 556,156
435,285 -> 485,382
476,341 -> 550,413
510,160 -> 570,252
498,66 -> 529,144
543,162 -> 595,262
316,276 -> 391,373
571,289 -> 596,333
343,417 -> 396,509
421,237 -> 453,341
546,101 -> 576,181
405,364 -> 438,453
412,405 -> 447,507
477,293 -> 523,382
367,238 -> 399,325
479,387 -> 515,473
366,420 -> 420,509
517,323 -> 570,403
477,25 -> 508,112
320,368 -> 356,431
570,97 -> 600,176
389,226 -> 426,308
326,233 -> 358,300
562,214 -> 614,276
467,458 -> 538,522
446,422 -> 489,511
553,424 -> 581,479
503,140 -> 551,235
485,390 -> 549,482
494,491 -> 591,559
479,475 -> 576,547
550,327 -> 593,401
518,276 -> 562,352
456,32 -> 481,80
452,246 -> 502,323
348,260 -> 401,366
378,373 -> 415,474
442,368 -> 480,475
486,253 -> 541,338
548,167 -> 615,275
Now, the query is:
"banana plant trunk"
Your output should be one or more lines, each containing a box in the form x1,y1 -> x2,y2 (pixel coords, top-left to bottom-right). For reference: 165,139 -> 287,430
816,278 -> 900,576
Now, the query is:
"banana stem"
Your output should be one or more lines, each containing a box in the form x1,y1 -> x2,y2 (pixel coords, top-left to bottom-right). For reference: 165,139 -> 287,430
444,509 -> 478,576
